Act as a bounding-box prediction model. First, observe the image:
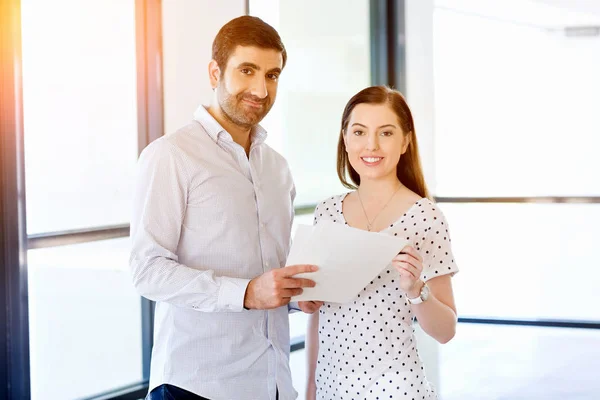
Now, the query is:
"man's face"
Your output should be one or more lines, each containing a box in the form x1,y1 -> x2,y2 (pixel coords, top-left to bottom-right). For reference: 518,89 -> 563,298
215,45 -> 283,128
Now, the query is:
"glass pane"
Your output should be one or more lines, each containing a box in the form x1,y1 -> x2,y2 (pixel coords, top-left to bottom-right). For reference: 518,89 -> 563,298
250,0 -> 371,206
28,238 -> 142,400
21,0 -> 138,234
433,1 -> 600,197
439,202 -> 600,321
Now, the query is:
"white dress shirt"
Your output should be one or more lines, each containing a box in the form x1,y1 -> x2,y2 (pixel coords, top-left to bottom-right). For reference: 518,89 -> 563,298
130,106 -> 297,400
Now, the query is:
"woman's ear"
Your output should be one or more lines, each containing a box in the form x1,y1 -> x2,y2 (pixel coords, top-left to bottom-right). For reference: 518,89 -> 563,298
208,60 -> 221,90
343,131 -> 349,152
401,133 -> 411,155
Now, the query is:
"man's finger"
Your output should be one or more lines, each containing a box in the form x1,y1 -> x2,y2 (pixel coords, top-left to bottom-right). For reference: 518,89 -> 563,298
281,264 -> 318,277
281,288 -> 303,298
282,277 -> 316,289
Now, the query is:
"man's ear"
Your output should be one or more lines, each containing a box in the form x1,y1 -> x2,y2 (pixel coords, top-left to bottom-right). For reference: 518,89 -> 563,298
208,60 -> 221,89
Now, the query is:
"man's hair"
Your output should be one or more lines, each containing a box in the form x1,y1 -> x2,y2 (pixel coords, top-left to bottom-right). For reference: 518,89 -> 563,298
212,16 -> 287,71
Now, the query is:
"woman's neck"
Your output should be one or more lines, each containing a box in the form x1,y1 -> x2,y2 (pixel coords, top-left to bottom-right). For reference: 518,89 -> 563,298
357,177 -> 403,204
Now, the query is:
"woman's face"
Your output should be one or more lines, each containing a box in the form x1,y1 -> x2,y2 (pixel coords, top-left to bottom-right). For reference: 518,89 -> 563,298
344,103 -> 410,183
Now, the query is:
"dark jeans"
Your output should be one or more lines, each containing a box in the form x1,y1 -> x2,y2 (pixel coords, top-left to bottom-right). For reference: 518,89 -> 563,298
146,384 -> 210,400
146,384 -> 279,400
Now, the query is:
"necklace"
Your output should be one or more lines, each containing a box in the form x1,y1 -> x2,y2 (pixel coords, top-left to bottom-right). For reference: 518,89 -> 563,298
357,184 -> 402,231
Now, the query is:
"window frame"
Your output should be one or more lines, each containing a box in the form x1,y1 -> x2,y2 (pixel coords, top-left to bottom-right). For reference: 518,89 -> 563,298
2,0 -> 163,398
1,0 -> 30,398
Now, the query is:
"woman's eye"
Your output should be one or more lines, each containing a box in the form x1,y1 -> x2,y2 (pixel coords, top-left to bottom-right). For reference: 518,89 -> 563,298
381,131 -> 393,136
353,130 -> 364,136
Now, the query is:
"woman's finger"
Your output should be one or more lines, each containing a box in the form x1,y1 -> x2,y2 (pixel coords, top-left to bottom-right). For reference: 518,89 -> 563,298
392,257 -> 421,274
394,264 -> 418,280
400,245 -> 423,263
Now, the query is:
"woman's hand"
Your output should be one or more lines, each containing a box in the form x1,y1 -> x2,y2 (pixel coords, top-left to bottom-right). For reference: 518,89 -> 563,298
305,381 -> 317,400
392,245 -> 424,297
299,301 -> 324,314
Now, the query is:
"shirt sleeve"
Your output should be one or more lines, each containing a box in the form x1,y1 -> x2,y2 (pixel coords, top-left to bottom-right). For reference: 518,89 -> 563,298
288,302 -> 301,313
420,205 -> 459,282
129,139 -> 250,312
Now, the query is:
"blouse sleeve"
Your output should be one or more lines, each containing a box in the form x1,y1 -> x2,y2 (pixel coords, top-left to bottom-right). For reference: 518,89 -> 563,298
313,201 -> 324,225
420,205 -> 459,282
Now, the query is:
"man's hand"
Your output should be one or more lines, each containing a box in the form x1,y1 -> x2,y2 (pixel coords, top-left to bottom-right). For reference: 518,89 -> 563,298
244,264 -> 318,310
298,301 -> 323,314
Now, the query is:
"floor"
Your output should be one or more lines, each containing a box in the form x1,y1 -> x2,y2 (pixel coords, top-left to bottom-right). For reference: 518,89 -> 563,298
290,323 -> 600,399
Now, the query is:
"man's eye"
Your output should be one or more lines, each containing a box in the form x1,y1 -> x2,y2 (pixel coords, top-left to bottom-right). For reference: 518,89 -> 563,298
268,74 -> 279,81
241,69 -> 252,75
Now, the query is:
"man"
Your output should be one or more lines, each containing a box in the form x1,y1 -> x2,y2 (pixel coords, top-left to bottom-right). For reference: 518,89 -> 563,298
130,16 -> 322,400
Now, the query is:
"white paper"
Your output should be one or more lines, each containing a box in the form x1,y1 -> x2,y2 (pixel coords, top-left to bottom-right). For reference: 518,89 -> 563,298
288,220 -> 408,303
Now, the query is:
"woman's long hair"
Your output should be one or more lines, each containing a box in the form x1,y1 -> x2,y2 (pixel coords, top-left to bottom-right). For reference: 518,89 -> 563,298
337,86 -> 430,199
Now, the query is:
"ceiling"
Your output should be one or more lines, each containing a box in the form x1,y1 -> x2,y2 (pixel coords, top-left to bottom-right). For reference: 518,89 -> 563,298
531,0 -> 600,18
436,0 -> 600,27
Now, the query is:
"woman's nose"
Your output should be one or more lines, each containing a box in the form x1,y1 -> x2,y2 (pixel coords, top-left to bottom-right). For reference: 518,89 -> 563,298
366,135 -> 380,151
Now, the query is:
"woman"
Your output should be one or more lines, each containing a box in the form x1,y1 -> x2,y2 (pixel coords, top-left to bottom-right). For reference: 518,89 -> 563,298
305,86 -> 459,400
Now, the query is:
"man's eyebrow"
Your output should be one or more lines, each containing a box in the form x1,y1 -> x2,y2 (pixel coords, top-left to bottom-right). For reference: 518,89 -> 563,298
236,62 -> 260,70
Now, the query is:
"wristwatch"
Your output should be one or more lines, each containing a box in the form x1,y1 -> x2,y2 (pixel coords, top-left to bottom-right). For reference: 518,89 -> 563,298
407,282 -> 430,305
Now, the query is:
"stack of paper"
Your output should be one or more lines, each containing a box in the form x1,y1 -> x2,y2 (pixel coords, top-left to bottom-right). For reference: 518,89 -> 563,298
288,220 -> 408,303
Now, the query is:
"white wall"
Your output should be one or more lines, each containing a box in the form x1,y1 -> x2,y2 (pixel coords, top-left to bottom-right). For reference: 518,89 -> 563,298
161,0 -> 246,135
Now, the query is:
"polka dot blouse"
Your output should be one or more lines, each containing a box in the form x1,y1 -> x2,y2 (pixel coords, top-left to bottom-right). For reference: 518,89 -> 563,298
312,193 -> 459,400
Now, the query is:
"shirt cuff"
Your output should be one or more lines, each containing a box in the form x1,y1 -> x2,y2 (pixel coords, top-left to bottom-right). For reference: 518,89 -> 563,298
288,301 -> 301,313
217,277 -> 251,312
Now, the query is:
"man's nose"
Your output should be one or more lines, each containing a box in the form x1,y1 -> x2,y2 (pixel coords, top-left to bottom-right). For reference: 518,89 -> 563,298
249,76 -> 268,99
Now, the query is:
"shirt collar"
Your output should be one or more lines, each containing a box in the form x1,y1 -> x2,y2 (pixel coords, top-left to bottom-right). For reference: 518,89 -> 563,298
193,105 -> 268,147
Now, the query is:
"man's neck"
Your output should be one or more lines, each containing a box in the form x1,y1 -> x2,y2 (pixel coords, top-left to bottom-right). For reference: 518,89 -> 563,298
207,104 -> 252,155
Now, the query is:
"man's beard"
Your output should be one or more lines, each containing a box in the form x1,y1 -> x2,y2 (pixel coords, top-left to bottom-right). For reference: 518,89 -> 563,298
217,84 -> 273,128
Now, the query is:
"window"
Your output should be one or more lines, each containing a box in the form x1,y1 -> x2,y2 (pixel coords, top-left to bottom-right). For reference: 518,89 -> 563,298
432,0 -> 600,322
20,1 -> 145,398
28,239 -> 142,399
433,0 -> 600,197
22,0 -> 139,235
249,0 -> 372,206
